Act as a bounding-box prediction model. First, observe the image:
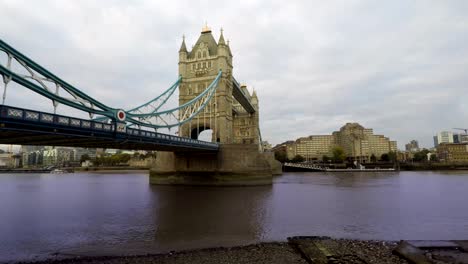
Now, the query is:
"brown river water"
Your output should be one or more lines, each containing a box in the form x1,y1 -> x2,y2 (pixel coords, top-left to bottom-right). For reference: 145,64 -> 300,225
0,171 -> 467,262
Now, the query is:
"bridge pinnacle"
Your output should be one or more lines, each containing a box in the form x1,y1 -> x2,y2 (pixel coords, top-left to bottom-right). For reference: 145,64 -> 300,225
218,28 -> 226,45
179,35 -> 187,53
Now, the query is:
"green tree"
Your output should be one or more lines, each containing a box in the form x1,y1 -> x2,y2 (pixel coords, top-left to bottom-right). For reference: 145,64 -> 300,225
388,151 -> 397,162
380,153 -> 390,162
413,149 -> 430,162
274,150 -> 288,163
430,153 -> 438,162
291,155 -> 305,163
332,146 -> 346,163
80,154 -> 90,163
322,155 -> 330,162
370,154 -> 377,163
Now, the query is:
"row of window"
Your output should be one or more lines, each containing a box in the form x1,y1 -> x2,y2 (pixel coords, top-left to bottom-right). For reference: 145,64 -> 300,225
192,61 -> 212,71
197,50 -> 208,59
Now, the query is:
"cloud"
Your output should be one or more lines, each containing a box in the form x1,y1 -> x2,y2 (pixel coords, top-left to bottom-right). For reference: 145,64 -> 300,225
1,0 -> 467,149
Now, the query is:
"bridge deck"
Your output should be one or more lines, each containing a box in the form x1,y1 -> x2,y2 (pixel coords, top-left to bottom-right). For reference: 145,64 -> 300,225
232,78 -> 255,114
0,105 -> 218,152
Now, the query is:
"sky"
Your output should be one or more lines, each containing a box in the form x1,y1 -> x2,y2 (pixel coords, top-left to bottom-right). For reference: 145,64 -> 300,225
1,0 -> 468,149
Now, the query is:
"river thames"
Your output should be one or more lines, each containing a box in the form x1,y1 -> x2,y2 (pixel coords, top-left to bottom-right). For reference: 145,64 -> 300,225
1,171 -> 467,262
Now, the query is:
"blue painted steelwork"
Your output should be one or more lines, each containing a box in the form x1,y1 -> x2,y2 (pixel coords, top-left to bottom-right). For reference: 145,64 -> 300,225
0,39 -> 222,131
94,76 -> 182,123
0,105 -> 218,151
128,71 -> 222,129
0,40 -> 116,117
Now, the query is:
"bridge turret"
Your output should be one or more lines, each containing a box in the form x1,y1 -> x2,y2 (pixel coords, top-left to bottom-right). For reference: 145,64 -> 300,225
178,35 -> 188,76
216,28 -> 232,70
251,89 -> 258,107
179,35 -> 188,58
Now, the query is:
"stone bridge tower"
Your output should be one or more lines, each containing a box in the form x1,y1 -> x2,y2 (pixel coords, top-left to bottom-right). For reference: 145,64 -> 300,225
178,25 -> 234,143
148,26 -> 282,186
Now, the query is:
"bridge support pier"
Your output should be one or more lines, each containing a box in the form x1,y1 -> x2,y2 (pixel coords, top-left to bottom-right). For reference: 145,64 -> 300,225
149,144 -> 281,186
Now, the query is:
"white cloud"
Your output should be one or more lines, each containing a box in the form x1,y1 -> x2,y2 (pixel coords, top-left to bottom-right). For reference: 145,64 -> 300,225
1,0 -> 468,149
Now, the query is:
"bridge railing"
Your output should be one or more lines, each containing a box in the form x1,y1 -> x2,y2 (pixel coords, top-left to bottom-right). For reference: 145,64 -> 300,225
1,105 -> 115,132
0,105 -> 218,148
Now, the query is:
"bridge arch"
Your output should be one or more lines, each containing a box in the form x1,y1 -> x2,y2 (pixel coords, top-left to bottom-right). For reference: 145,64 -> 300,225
190,125 -> 218,142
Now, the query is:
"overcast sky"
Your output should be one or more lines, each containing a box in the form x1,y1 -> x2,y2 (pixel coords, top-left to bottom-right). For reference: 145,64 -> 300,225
1,0 -> 468,149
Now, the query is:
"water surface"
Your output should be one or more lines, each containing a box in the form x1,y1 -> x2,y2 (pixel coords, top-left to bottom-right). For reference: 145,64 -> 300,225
1,171 -> 467,262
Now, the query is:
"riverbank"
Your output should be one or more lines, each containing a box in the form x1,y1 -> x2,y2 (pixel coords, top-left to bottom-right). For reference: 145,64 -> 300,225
283,162 -> 468,172
74,166 -> 149,172
17,238 -> 468,264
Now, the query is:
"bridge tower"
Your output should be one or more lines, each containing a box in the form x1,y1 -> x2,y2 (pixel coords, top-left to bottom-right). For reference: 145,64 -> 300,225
178,25 -> 234,143
149,26 -> 282,185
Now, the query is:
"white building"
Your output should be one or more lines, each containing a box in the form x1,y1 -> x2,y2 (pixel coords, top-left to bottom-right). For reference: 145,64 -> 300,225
434,131 -> 454,147
43,147 -> 74,166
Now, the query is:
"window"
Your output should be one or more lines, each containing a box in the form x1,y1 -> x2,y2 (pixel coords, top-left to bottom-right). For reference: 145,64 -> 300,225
192,64 -> 195,70
188,88 -> 192,95
203,62 -> 206,68
208,61 -> 211,67
198,52 -> 201,59
203,51 -> 207,58
197,63 -> 201,69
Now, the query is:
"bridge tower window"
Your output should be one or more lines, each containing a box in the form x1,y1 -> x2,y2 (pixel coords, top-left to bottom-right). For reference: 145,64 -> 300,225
203,51 -> 207,58
198,52 -> 201,59
208,61 -> 211,68
203,62 -> 206,68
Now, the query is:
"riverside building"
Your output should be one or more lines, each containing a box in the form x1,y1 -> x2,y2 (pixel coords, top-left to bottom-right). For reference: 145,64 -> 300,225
437,143 -> 468,162
286,123 -> 397,162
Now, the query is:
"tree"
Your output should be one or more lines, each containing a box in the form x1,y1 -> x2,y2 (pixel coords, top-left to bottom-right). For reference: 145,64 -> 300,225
370,154 -> 377,163
380,153 -> 390,162
413,149 -> 430,162
332,146 -> 346,163
80,154 -> 90,163
274,150 -> 288,163
322,155 -> 330,162
430,153 -> 438,162
291,155 -> 305,163
388,151 -> 397,162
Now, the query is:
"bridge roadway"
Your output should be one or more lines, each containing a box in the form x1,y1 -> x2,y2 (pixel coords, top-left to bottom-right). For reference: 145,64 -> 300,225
0,105 -> 218,151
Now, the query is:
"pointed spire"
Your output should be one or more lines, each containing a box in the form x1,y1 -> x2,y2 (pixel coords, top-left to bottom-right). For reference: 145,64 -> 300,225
252,88 -> 258,98
218,28 -> 226,45
179,34 -> 187,53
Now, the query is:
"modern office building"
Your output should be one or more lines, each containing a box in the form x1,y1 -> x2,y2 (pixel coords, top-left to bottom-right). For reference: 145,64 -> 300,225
405,140 -> 420,152
42,147 -> 74,166
433,131 -> 454,147
453,134 -> 468,144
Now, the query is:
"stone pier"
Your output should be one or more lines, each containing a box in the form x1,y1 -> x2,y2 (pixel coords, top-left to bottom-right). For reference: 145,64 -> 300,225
150,144 -> 282,186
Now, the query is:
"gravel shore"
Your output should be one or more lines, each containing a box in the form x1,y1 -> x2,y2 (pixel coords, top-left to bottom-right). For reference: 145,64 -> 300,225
16,239 -> 415,264
18,243 -> 306,264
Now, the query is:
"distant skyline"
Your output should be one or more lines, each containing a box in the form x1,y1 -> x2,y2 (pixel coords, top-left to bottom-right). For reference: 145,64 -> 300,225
1,1 -> 467,149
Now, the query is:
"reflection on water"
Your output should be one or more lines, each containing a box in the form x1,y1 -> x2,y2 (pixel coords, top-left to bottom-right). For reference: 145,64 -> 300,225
151,185 -> 272,249
0,171 -> 468,262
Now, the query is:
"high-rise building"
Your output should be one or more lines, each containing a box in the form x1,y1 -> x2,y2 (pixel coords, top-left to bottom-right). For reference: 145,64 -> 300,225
405,140 -> 420,152
453,134 -> 468,144
434,131 -> 454,147
43,147 -> 74,166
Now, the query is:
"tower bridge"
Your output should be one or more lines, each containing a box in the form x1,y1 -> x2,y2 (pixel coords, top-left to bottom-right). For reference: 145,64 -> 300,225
0,26 -> 281,185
